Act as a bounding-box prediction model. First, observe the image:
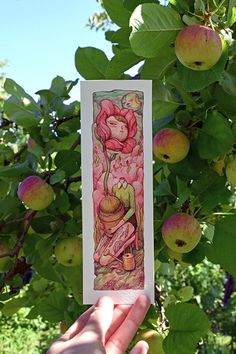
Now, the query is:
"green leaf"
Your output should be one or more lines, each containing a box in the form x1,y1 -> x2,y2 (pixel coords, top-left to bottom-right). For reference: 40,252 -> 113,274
28,291 -> 70,322
174,176 -> 191,208
209,215 -> 236,277
105,27 -> 131,48
4,79 -> 41,128
50,76 -> 76,98
103,0 -> 131,27
54,189 -> 70,213
4,97 -> 41,128
169,147 -> 208,178
191,170 -> 230,210
0,161 -> 32,178
4,79 -> 38,110
163,303 -> 210,354
2,297 -> 29,316
176,44 -> 228,92
55,264 -> 83,302
181,242 -> 206,266
219,64 -> 236,96
50,169 -> 66,185
168,0 -> 190,13
123,0 -> 156,12
31,215 -> 56,234
226,0 -> 236,26
0,180 -> 10,198
105,49 -> 143,79
141,47 -> 176,79
196,111 -> 234,160
129,3 -> 183,58
214,84 -> 236,116
74,47 -> 109,79
54,150 -> 81,177
64,219 -> 81,234
153,80 -> 180,120
194,0 -> 205,14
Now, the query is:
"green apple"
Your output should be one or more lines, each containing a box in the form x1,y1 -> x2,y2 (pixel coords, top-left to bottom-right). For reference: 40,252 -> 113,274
162,213 -> 201,253
226,158 -> 236,186
175,25 -> 222,71
153,128 -> 190,163
0,244 -> 12,272
135,329 -> 165,354
17,175 -> 54,211
54,237 -> 82,267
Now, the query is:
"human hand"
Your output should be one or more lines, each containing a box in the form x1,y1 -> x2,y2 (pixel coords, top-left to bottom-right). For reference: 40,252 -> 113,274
47,295 -> 150,354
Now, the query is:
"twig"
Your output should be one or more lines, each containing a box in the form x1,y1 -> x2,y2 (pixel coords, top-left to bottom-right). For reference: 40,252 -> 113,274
0,117 -> 12,130
64,176 -> 81,191
0,210 -> 37,259
70,136 -> 81,150
53,114 -> 80,128
155,285 -> 166,331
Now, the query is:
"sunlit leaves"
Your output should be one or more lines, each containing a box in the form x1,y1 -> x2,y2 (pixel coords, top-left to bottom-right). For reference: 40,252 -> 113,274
196,111 -> 234,160
129,3 -> 183,58
163,303 -> 210,354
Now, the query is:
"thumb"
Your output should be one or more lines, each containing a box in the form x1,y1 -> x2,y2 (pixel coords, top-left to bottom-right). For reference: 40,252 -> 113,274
130,340 -> 149,354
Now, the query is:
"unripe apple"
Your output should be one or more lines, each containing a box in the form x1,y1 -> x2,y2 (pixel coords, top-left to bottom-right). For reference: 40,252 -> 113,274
162,213 -> 201,253
0,244 -> 12,272
153,128 -> 190,163
175,25 -> 222,71
17,176 -> 54,211
54,237 -> 82,267
226,158 -> 236,185
135,329 -> 165,354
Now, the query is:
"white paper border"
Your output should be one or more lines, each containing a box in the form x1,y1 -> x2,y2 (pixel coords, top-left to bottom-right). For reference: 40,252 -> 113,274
81,80 -> 154,304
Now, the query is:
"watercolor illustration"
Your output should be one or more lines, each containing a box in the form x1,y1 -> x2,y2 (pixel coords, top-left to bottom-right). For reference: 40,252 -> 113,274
92,89 -> 144,290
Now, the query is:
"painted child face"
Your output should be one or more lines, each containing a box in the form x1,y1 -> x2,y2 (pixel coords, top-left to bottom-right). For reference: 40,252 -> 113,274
106,115 -> 128,142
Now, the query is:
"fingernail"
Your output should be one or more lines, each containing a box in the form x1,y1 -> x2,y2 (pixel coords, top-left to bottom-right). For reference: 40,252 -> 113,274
131,341 -> 149,354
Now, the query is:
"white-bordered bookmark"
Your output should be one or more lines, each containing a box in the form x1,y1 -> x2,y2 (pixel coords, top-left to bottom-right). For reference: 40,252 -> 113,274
81,80 -> 154,304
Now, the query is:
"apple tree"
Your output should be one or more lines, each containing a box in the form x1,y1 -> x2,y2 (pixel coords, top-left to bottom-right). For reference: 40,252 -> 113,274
0,0 -> 236,353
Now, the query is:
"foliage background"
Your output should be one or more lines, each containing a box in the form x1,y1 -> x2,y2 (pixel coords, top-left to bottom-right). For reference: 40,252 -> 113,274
0,0 -> 236,353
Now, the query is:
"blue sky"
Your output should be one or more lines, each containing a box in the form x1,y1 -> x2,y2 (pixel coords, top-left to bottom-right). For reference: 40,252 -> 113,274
1,0 -> 114,101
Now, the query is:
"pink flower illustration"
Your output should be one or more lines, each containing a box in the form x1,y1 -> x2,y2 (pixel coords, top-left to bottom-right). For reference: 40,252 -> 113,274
96,99 -> 137,154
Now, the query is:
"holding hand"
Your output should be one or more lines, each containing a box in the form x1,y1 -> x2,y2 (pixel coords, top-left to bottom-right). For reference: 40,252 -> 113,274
47,295 -> 150,354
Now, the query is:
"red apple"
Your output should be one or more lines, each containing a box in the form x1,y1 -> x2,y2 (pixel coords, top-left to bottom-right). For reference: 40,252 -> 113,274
162,213 -> 201,253
175,25 -> 222,71
17,176 -> 54,211
153,128 -> 190,163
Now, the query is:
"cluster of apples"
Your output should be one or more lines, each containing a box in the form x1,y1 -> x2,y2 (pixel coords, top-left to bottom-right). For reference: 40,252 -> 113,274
153,128 -> 202,257
152,24 -> 235,260
16,176 -> 82,267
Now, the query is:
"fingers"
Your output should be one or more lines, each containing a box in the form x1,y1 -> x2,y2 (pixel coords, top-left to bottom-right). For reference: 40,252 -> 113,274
105,295 -> 150,354
77,296 -> 114,344
60,305 -> 95,340
105,304 -> 132,342
129,341 -> 149,354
